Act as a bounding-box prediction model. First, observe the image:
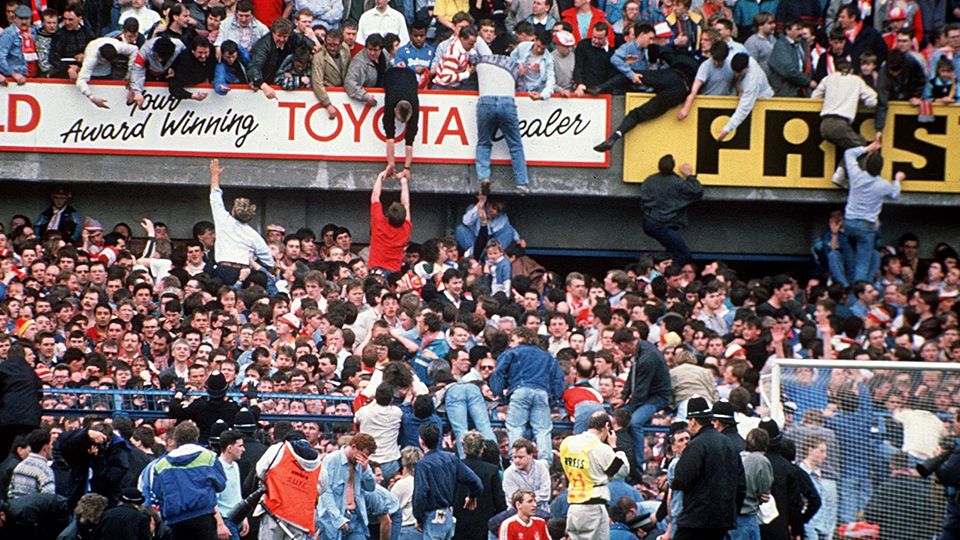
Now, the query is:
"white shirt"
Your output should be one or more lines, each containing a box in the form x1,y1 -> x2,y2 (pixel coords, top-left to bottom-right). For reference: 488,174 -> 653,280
354,401 -> 404,463
209,188 -> 275,267
390,475 -> 416,526
77,38 -> 139,96
811,71 -> 878,121
357,7 -> 410,46
119,7 -> 161,35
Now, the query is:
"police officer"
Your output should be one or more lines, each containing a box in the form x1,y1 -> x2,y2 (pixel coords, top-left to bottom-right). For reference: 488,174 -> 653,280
930,411 -> 960,540
559,410 -> 630,540
670,396 -> 745,540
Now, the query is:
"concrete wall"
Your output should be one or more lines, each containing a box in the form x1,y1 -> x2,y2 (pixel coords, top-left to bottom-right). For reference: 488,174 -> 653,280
1,97 -> 957,258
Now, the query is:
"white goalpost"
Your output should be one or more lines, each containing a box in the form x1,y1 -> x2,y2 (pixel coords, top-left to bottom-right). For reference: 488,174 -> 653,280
763,359 -> 960,540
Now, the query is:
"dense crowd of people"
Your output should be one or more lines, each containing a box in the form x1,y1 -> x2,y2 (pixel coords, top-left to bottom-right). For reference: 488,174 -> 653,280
0,147 -> 958,540
1,0 -> 960,537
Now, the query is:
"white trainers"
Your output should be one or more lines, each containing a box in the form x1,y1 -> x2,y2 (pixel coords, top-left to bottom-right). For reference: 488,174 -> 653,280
831,166 -> 848,189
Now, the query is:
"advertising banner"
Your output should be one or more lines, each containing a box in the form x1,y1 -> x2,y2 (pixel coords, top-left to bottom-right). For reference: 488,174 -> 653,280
0,81 -> 610,167
622,95 -> 959,193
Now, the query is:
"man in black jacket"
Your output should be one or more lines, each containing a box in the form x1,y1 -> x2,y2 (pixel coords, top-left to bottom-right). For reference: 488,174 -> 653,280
0,492 -> 70,540
455,431 -> 506,540
93,487 -> 151,540
712,399 -> 745,452
56,423 -> 130,508
873,49 -> 926,137
169,35 -> 216,101
758,418 -> 803,540
248,17 -> 311,100
169,371 -> 259,445
0,343 -> 42,459
571,21 -> 614,96
48,3 -> 94,79
671,396 -> 745,540
620,338 -> 672,470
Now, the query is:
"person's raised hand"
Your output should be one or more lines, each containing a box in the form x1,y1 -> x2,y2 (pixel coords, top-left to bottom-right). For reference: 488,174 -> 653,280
210,158 -> 224,177
680,163 -> 693,176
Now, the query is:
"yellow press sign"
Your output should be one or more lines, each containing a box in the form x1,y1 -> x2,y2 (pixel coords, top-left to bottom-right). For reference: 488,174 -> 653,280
621,95 -> 960,193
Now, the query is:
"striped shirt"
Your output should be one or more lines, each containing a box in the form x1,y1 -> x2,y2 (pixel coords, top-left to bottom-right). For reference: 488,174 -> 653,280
433,38 -> 472,87
8,453 -> 55,499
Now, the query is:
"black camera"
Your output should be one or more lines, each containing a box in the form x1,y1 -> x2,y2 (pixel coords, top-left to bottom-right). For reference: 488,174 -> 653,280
227,485 -> 267,525
626,511 -> 657,534
917,439 -> 956,478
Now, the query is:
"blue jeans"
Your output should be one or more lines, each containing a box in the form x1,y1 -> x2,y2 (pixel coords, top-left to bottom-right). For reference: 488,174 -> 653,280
838,475 -> 871,525
476,96 -> 528,186
380,459 -> 401,484
224,519 -> 240,540
455,223 -> 519,253
726,514 -> 760,540
445,383 -> 496,457
506,387 -> 553,463
642,218 -> 691,265
573,401 -> 606,434
422,508 -> 455,540
826,249 -> 855,288
843,218 -> 879,283
628,396 -> 669,467
399,525 -> 423,540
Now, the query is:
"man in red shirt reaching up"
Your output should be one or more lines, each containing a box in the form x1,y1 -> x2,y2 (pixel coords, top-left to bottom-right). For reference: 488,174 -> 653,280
368,170 -> 412,277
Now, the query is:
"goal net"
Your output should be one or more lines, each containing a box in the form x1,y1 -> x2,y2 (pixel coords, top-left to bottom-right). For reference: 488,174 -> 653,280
764,359 -> 958,540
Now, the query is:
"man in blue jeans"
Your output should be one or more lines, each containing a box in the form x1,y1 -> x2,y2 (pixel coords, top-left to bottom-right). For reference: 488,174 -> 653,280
489,327 -> 566,464
475,53 -> 530,195
842,141 -> 902,283
620,335 -> 672,470
638,154 -> 703,265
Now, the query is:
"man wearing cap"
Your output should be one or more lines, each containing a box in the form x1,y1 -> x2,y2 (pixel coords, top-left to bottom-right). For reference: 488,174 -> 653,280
0,5 -> 33,84
712,399 -> 744,452
552,30 -> 575,95
233,407 -> 267,498
758,417 -> 803,540
207,159 -> 276,287
94,487 -> 152,540
169,370 -> 259,448
559,410 -> 630,539
671,396 -> 745,540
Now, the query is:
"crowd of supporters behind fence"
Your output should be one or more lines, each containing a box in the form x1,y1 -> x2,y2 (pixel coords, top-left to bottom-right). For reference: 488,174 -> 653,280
0,158 -> 959,539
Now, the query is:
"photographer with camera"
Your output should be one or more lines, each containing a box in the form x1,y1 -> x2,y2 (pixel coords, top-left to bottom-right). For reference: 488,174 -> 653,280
558,410 -> 630,540
915,411 -> 960,540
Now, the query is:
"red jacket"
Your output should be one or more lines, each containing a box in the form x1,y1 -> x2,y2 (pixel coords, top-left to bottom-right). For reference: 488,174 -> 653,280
561,6 -> 615,48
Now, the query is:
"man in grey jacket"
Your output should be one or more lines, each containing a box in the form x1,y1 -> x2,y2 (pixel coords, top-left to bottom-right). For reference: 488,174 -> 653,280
345,33 -> 385,106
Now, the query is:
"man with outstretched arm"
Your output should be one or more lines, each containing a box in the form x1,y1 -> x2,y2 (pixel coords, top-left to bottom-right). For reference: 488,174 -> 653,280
208,159 -> 276,286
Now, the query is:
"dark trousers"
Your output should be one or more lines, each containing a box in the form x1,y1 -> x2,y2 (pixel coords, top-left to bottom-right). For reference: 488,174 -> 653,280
0,424 -> 34,459
214,264 -> 241,287
170,513 -> 218,540
675,527 -> 728,540
617,69 -> 689,134
642,218 -> 691,265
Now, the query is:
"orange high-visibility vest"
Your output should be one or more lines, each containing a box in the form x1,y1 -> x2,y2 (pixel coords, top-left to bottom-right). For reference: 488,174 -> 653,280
262,443 -> 321,535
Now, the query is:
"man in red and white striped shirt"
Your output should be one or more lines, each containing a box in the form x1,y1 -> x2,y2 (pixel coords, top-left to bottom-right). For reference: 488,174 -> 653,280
432,25 -> 478,89
499,489 -> 549,540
